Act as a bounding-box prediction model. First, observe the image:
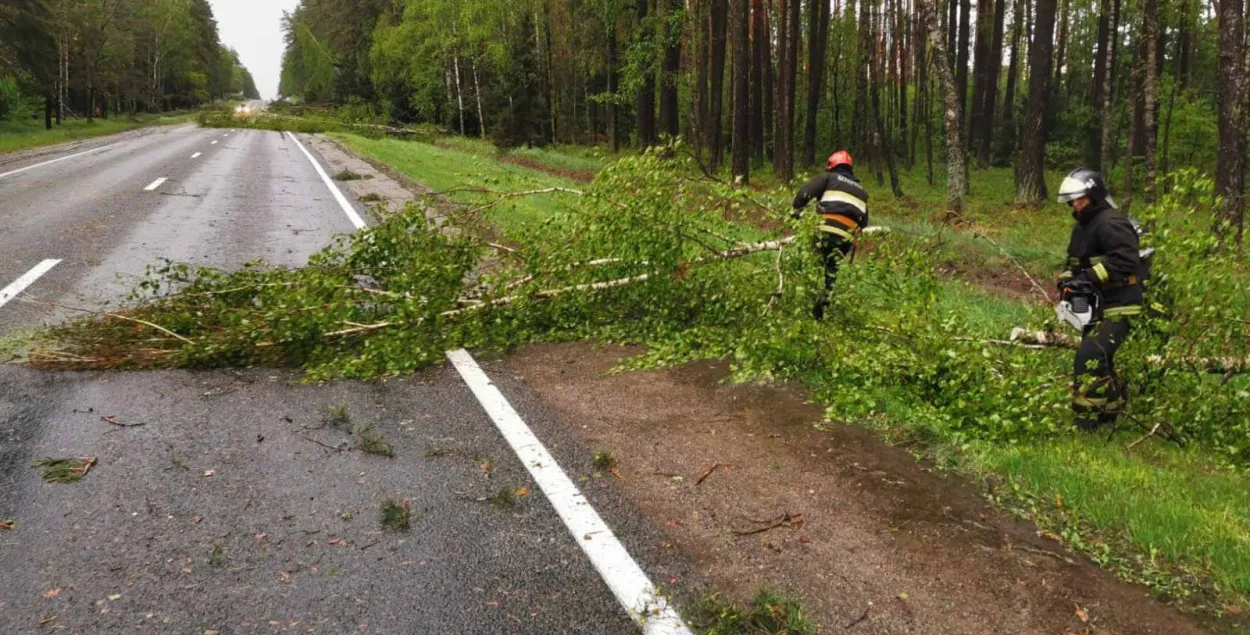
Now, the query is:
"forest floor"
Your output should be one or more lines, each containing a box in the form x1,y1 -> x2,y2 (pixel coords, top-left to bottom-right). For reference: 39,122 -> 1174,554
326,131 -> 1250,633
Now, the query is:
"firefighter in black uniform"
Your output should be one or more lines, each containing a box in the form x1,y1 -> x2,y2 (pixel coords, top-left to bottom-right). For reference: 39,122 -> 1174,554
792,150 -> 870,320
1056,168 -> 1144,430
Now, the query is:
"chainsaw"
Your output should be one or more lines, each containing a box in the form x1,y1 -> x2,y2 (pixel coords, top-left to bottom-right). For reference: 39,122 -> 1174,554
1056,279 -> 1102,331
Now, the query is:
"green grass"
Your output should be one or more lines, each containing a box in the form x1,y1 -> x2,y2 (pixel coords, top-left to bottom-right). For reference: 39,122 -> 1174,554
330,133 -> 584,236
975,437 -> 1250,604
0,112 -> 196,155
378,499 -> 411,532
688,589 -> 815,635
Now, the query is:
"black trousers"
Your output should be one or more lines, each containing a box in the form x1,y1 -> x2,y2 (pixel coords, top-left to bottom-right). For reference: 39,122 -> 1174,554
1073,317 -> 1131,429
813,231 -> 853,320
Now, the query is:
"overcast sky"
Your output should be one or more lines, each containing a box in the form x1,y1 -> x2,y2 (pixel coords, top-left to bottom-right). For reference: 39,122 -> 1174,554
210,0 -> 301,100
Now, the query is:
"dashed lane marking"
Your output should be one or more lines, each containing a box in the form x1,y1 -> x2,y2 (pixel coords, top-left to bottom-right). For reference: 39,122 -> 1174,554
0,260 -> 61,309
143,177 -> 167,192
446,349 -> 692,635
191,152 -> 202,159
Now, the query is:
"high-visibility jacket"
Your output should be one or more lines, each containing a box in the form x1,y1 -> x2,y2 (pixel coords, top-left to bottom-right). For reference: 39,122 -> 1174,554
793,168 -> 870,242
1059,201 -> 1144,316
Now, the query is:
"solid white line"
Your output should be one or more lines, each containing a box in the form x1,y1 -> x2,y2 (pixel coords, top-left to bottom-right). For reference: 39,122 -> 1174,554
0,142 -> 120,181
191,152 -> 202,159
143,177 -> 167,192
285,131 -> 367,230
446,349 -> 692,635
0,260 -> 61,309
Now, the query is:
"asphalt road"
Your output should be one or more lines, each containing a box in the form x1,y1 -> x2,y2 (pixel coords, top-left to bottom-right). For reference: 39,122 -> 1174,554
0,126 -> 676,634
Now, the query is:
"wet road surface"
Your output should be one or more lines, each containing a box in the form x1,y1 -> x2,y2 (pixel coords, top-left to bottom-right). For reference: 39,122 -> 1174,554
0,127 -> 680,634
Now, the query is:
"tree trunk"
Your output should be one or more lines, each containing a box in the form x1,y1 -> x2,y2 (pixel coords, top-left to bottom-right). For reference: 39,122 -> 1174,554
898,0 -> 909,163
947,0 -> 958,68
636,0 -> 658,146
774,0 -> 797,180
1122,37 -> 1142,212
1100,0 -> 1120,173
919,0 -> 967,216
1014,0 -> 1058,204
1177,2 -> 1192,91
872,24 -> 904,197
45,91 -> 53,130
1143,0 -> 1158,203
1216,0 -> 1246,244
912,10 -> 926,166
1086,0 -> 1111,169
608,27 -> 621,152
708,0 -> 729,167
453,55 -> 466,135
803,0 -> 832,166
975,0 -> 1005,165
750,0 -> 766,159
472,57 -> 487,138
956,0 -> 971,122
732,0 -> 751,181
1051,0 -> 1069,92
854,0 -> 872,161
997,0 -> 1022,163
970,0 -> 992,151
763,0 -> 774,159
660,0 -> 681,138
694,0 -> 709,158
784,0 -> 799,177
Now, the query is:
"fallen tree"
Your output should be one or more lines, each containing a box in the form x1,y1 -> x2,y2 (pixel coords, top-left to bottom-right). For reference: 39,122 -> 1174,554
1005,327 -> 1248,376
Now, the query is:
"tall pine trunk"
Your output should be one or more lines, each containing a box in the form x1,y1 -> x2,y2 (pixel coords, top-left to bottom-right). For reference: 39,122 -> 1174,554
732,0 -> 751,181
660,0 -> 681,137
1086,0 -> 1111,169
919,0 -> 967,215
997,0 -> 1022,163
976,0 -> 1005,165
750,0 -> 766,158
1216,0 -> 1246,244
1099,0 -> 1120,173
956,0 -> 971,123
708,0 -> 729,167
637,0 -> 657,146
1142,0 -> 1158,203
970,0 -> 992,151
1014,0 -> 1058,204
803,0 -> 831,166
871,9 -> 904,197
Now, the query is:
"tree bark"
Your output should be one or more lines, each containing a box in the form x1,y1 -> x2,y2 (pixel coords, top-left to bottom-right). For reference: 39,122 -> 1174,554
997,0 -> 1022,163
453,55 -> 466,135
45,91 -> 53,130
1086,0 -> 1111,169
471,57 -> 487,139
872,21 -> 904,197
1100,0 -> 1120,173
955,0 -> 971,123
1051,0 -> 1069,93
854,0 -> 872,161
694,0 -> 709,158
637,0 -> 658,146
608,26 -> 621,152
1014,0 -> 1058,204
947,0 -> 958,68
1142,0 -> 1158,203
1216,0 -> 1246,244
912,10 -> 926,166
763,0 -> 774,159
803,0 -> 832,166
919,0 -> 967,216
709,0 -> 729,167
773,0 -> 797,180
970,0 -> 992,151
660,0 -> 681,138
732,0 -> 751,181
1122,36 -> 1142,212
750,0 -> 765,158
974,0 -> 1005,165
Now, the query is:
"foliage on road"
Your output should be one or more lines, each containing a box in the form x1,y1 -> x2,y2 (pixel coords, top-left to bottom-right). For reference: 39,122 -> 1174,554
30,147 -> 1250,611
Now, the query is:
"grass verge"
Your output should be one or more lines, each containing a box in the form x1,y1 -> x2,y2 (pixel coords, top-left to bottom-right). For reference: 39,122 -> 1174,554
0,112 -> 197,155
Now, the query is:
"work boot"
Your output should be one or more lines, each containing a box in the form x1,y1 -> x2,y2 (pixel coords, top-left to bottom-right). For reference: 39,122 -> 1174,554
812,297 -> 828,321
1074,417 -> 1105,431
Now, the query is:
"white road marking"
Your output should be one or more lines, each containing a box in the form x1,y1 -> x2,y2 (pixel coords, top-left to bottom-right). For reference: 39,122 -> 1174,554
191,152 -> 202,159
446,349 -> 692,635
285,131 -> 367,230
210,140 -> 218,145
0,260 -> 61,309
143,177 -> 167,191
0,142 -> 120,181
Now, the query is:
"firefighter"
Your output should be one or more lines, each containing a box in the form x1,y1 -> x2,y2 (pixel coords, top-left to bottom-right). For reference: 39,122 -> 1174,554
1056,168 -> 1144,430
792,150 -> 870,320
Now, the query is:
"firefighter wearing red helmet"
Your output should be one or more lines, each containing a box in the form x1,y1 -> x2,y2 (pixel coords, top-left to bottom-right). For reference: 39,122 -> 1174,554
791,150 -> 869,320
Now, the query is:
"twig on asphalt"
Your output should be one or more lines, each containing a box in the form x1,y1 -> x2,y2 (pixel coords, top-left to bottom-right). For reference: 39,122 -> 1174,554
696,462 -> 722,486
731,511 -> 804,535
844,606 -> 870,629
299,432 -> 345,452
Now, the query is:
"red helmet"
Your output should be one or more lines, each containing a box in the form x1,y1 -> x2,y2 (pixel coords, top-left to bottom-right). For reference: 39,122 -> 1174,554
827,150 -> 853,171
